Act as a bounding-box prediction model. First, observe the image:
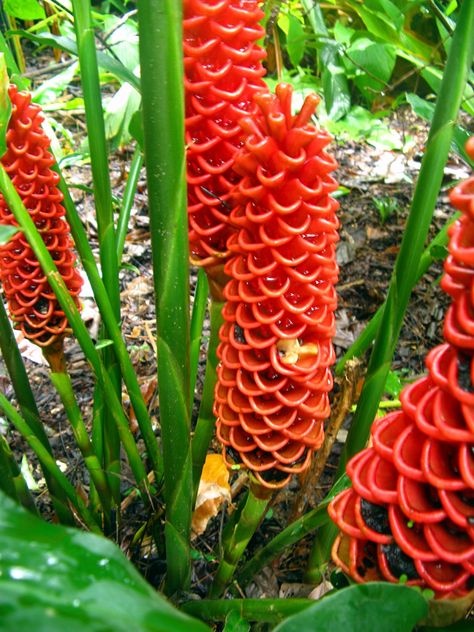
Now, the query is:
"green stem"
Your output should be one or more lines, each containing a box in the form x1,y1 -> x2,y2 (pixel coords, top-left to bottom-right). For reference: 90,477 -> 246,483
0,434 -> 19,502
71,0 -> 121,501
308,0 -> 474,578
234,474 -> 350,590
209,482 -> 273,598
52,164 -> 163,481
182,599 -> 313,623
0,434 -> 36,513
44,346 -> 112,523
191,299 -> 224,500
0,297 -> 38,418
116,146 -> 143,263
0,163 -> 149,494
0,298 -> 75,524
335,211 -> 460,375
137,0 -> 191,595
0,394 -> 101,533
190,268 -> 209,407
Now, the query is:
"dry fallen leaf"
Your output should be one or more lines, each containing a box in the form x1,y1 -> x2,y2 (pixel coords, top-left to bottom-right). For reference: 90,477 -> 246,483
191,453 -> 231,538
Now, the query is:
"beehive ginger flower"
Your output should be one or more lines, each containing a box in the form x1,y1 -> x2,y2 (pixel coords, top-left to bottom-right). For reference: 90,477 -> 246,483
184,0 -> 267,270
214,83 -> 340,488
329,138 -> 474,598
0,84 -> 82,347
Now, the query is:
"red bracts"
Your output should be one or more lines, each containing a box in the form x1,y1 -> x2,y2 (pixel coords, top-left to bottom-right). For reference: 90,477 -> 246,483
184,0 -> 267,268
0,85 -> 82,347
214,83 -> 339,488
329,140 -> 474,598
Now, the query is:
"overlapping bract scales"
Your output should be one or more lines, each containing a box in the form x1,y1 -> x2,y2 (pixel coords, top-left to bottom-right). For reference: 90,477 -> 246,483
329,139 -> 474,598
215,83 -> 340,488
0,84 -> 82,347
184,0 -> 267,267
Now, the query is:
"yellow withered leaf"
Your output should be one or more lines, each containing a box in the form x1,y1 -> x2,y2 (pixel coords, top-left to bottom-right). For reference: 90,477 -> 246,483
192,453 -> 231,538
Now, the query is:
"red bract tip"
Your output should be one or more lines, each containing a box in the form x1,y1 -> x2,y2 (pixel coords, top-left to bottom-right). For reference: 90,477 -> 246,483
184,0 -> 267,268
0,84 -> 82,347
214,83 -> 339,488
329,139 -> 474,598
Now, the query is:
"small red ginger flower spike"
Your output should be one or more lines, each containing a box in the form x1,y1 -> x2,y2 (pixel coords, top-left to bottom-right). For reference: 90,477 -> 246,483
214,83 -> 340,488
0,84 -> 82,348
183,0 -> 267,282
329,137 -> 474,599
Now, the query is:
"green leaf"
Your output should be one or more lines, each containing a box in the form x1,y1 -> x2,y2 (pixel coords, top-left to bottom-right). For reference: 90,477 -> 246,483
287,13 -> 306,67
406,93 -> 474,167
273,583 -> 428,632
223,610 -> 250,632
7,31 -> 140,93
430,244 -> 449,261
0,490 -> 210,632
345,37 -> 396,103
4,0 -> 45,20
384,369 -> 403,398
0,224 -> 19,245
32,62 -> 79,105
95,339 -> 114,350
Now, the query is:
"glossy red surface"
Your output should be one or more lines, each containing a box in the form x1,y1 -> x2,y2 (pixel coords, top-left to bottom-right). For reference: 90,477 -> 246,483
0,85 -> 82,347
214,83 -> 339,487
184,0 -> 267,267
328,139 -> 474,597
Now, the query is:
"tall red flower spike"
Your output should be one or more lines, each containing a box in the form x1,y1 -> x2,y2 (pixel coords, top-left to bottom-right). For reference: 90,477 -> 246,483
0,84 -> 82,347
184,0 -> 267,270
329,138 -> 474,598
214,83 -> 340,489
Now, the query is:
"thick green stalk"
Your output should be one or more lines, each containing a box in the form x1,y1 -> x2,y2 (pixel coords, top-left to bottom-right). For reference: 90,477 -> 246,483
71,0 -> 121,500
191,299 -> 224,499
0,297 -> 38,418
0,434 -> 19,501
116,146 -> 143,262
335,212 -> 460,375
0,434 -> 36,513
0,164 -> 148,493
44,347 -> 112,522
209,482 -> 273,598
234,474 -> 350,590
53,164 -> 163,480
308,1 -> 474,578
182,598 -> 313,623
190,269 -> 209,407
0,298 -> 75,524
0,394 -> 101,533
137,0 -> 192,595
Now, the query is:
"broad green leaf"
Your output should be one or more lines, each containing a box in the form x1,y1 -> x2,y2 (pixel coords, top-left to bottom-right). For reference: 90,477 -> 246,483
32,62 -> 79,105
105,81 -> 141,148
406,93 -> 474,168
287,13 -> 306,67
4,0 -> 45,20
273,583 -> 428,632
7,31 -> 140,93
345,37 -> 396,103
0,490 -> 210,632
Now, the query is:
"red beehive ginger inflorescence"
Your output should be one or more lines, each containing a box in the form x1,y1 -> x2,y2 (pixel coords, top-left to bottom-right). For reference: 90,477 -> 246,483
0,84 -> 82,348
183,0 -> 267,270
214,83 -> 340,488
329,138 -> 474,598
